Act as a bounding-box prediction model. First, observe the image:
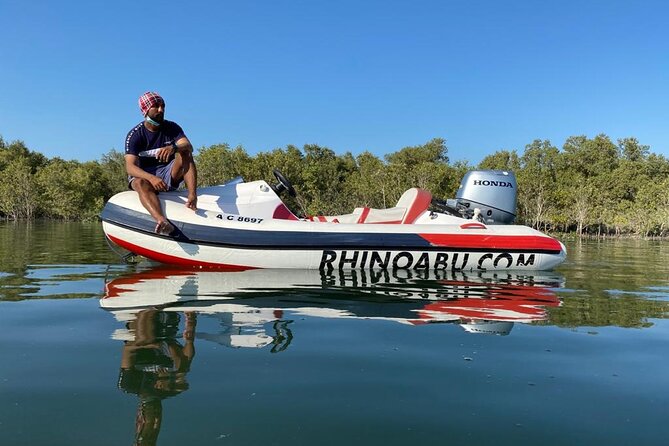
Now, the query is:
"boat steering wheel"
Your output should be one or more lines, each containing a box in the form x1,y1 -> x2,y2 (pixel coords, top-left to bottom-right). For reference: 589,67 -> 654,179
272,169 -> 297,197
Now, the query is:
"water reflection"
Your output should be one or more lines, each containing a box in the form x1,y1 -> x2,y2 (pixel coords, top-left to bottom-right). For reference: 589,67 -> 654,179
4,225 -> 669,445
103,267 -> 565,442
0,221 -> 120,301
99,268 -> 558,445
103,267 -> 564,343
117,309 -> 196,446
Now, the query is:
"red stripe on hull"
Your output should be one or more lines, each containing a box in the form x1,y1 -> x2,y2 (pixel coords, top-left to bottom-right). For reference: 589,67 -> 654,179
420,233 -> 563,252
107,234 -> 256,271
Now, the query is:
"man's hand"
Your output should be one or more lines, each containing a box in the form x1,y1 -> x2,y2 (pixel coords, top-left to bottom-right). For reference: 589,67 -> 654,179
156,145 -> 175,163
186,193 -> 197,210
149,175 -> 168,192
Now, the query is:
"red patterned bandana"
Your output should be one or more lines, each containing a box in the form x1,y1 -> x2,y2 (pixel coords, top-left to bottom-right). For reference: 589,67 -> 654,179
138,92 -> 164,116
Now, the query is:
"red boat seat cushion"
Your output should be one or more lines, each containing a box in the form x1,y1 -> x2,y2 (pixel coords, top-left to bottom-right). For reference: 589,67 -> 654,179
273,204 -> 299,220
395,188 -> 432,223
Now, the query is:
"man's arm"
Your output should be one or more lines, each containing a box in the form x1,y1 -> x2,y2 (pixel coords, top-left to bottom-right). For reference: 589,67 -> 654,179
151,136 -> 193,163
173,136 -> 193,154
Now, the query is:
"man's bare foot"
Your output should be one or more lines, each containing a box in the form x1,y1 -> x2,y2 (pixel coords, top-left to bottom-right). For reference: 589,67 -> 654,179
155,220 -> 175,235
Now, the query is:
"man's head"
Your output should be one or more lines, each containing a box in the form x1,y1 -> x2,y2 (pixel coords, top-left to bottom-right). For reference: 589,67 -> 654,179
139,92 -> 165,125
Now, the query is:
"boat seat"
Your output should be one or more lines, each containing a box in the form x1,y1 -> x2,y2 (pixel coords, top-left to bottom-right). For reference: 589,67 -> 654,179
306,188 -> 432,224
352,206 -> 405,224
312,206 -> 405,224
307,215 -> 340,223
395,188 -> 432,223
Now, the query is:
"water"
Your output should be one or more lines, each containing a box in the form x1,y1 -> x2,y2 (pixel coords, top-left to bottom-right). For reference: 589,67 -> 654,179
1,221 -> 668,445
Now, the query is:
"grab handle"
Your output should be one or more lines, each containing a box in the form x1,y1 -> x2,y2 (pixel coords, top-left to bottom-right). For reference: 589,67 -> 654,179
460,222 -> 487,230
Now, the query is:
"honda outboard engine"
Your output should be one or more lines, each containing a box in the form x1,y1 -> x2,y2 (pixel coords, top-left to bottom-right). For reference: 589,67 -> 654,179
434,170 -> 518,224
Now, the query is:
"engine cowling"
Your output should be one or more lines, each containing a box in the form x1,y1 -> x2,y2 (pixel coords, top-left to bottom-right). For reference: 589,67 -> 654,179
455,170 -> 517,224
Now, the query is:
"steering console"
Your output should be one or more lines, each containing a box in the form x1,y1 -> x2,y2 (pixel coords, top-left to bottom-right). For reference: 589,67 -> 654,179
271,169 -> 296,197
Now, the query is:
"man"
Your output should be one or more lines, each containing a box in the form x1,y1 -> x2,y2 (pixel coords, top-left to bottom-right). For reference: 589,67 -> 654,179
125,91 -> 197,235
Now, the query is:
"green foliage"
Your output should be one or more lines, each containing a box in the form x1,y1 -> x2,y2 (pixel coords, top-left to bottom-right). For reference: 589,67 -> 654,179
342,151 -> 388,208
0,140 -> 47,220
35,159 -> 109,220
0,132 -> 667,237
384,138 -> 453,204
516,140 -> 560,230
479,150 -> 520,171
197,143 -> 254,185
0,157 -> 39,219
99,149 -> 128,197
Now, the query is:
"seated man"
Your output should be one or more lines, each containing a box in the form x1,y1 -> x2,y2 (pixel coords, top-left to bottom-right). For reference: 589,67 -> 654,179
125,92 -> 197,234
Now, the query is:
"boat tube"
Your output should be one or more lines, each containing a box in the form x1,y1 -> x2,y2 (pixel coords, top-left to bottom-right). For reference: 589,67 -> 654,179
101,170 -> 566,271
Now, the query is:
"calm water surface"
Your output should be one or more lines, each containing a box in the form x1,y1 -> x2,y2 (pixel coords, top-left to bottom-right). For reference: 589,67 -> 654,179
1,221 -> 668,445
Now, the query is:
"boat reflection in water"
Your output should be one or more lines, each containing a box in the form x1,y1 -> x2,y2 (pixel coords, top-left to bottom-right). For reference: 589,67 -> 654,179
103,267 -> 562,444
102,267 -> 564,344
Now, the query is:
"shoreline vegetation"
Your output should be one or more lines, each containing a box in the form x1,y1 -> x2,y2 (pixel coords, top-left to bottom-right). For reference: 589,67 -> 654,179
1,134 -> 667,237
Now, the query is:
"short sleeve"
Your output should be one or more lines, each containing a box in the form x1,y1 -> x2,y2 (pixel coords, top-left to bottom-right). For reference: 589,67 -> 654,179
125,124 -> 143,156
170,122 -> 186,141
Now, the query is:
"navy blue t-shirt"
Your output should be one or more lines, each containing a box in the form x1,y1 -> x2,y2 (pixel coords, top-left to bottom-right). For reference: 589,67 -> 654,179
124,120 -> 186,169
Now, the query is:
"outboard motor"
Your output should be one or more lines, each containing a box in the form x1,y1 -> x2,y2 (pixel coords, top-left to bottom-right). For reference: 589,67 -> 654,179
434,170 -> 518,224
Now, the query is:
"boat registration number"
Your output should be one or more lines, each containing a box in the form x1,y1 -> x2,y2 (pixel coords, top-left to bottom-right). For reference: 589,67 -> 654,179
216,214 -> 264,224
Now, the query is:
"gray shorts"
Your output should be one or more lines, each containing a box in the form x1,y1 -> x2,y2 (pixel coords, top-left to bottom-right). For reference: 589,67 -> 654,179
128,159 -> 182,191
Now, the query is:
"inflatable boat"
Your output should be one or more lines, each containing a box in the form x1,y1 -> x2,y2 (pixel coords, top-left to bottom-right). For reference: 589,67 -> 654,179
101,170 -> 566,271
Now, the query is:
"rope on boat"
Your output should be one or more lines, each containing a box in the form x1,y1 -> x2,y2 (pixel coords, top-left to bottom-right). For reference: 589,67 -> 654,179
104,234 -> 141,264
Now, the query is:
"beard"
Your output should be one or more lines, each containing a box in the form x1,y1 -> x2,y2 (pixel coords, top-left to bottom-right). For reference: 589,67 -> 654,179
145,112 -> 164,127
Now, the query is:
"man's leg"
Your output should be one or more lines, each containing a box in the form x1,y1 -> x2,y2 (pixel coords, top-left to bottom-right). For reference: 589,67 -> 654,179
130,178 -> 175,234
171,152 -> 198,209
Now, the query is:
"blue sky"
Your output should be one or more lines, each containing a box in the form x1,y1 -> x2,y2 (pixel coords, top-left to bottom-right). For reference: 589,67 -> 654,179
1,0 -> 667,165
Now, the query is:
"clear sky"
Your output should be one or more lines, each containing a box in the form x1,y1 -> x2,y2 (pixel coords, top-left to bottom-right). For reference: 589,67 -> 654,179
1,0 -> 667,165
